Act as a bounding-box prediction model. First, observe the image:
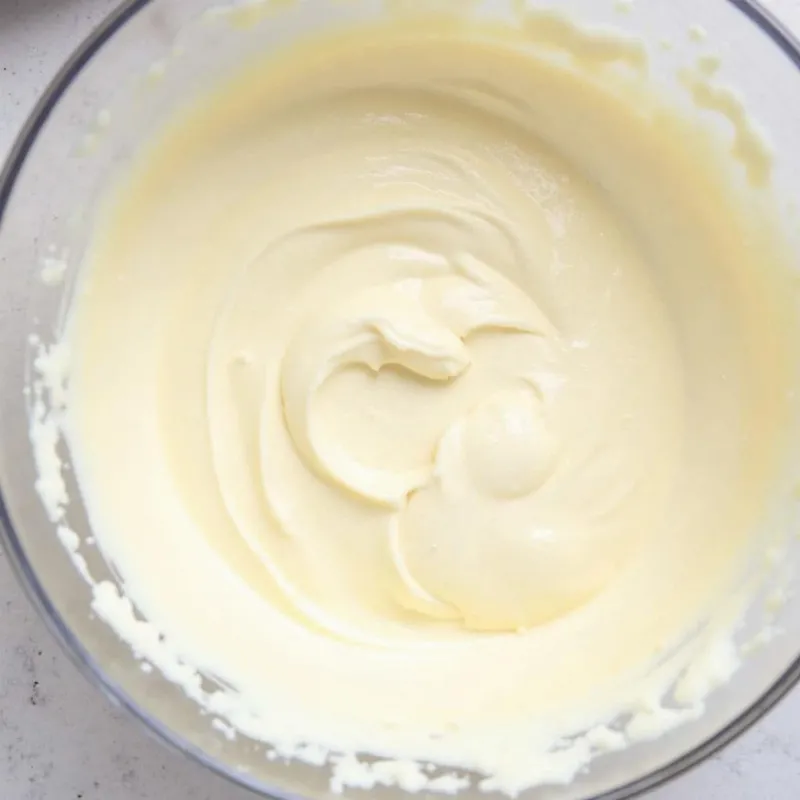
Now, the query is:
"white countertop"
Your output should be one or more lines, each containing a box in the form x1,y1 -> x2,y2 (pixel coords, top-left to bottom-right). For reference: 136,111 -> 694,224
3,1 -> 800,798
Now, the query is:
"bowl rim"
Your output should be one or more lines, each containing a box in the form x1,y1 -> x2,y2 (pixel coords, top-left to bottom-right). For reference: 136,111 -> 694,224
1,1 -> 800,798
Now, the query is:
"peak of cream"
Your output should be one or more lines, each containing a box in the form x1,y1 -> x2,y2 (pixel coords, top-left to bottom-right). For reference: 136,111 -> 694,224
41,16 -> 797,795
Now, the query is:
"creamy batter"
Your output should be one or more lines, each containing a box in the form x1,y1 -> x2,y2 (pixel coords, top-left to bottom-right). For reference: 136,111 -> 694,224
45,15 -> 798,795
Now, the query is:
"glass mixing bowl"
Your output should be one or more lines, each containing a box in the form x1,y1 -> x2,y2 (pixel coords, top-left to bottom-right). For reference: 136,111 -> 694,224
2,1 -> 800,798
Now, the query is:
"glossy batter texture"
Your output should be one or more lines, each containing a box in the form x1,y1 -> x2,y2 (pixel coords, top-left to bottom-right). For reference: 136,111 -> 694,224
59,19 -> 796,794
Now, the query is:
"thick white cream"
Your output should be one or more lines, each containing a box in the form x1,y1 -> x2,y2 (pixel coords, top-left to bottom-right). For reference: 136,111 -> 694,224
36,14 -> 798,795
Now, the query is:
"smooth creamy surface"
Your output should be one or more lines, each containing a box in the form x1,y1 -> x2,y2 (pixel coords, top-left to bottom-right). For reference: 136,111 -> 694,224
50,17 -> 797,794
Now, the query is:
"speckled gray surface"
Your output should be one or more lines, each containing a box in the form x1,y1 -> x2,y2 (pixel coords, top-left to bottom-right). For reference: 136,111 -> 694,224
3,0 -> 800,798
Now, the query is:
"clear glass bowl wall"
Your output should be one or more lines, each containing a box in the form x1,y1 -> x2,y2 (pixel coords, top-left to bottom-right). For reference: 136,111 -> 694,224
1,1 -> 800,799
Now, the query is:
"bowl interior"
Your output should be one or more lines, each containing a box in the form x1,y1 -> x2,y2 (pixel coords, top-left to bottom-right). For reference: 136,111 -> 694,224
2,2 -> 800,799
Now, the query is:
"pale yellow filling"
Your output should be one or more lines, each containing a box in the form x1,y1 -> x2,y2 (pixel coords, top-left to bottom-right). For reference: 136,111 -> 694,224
61,20 -> 795,793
